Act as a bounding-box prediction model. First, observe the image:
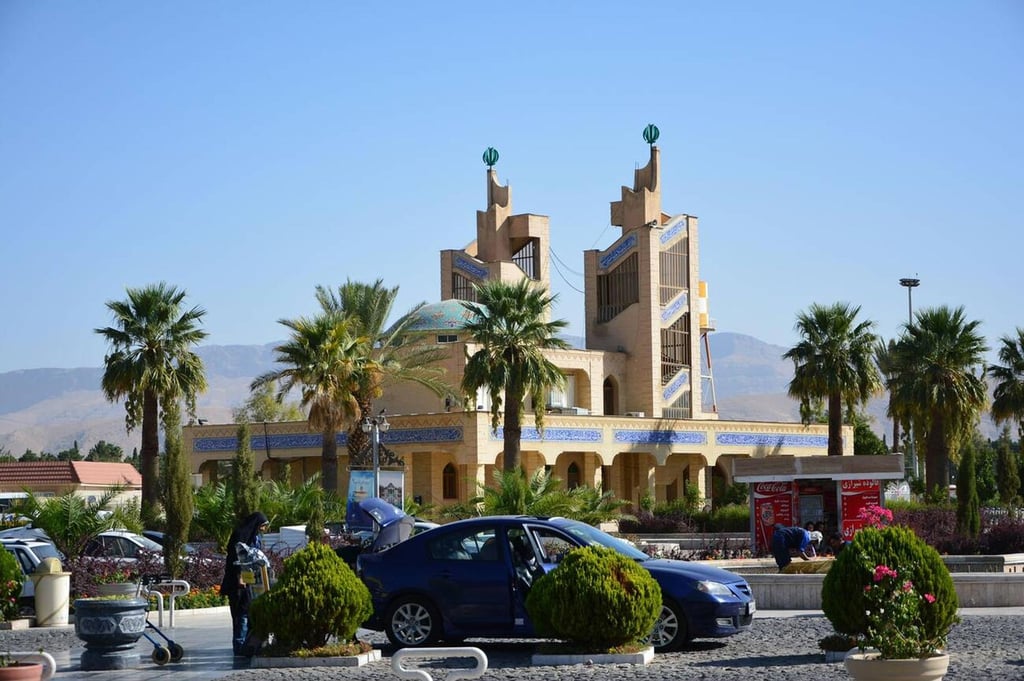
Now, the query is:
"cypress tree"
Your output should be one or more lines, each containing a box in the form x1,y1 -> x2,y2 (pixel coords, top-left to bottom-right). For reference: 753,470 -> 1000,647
232,422 -> 261,523
956,442 -> 980,538
996,427 -> 1021,506
163,399 -> 193,577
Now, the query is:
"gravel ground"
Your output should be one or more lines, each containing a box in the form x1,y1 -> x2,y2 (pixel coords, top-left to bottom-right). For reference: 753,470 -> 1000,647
2,615 -> 1020,680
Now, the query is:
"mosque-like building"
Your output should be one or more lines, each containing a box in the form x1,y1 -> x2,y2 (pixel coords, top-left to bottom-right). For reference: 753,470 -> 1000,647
184,129 -> 851,513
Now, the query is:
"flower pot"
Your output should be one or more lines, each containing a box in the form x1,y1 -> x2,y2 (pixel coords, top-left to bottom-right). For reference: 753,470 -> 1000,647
73,597 -> 149,671
844,652 -> 950,681
0,663 -> 43,681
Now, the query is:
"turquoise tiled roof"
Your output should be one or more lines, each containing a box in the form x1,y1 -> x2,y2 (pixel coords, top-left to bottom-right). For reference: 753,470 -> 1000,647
397,299 -> 484,332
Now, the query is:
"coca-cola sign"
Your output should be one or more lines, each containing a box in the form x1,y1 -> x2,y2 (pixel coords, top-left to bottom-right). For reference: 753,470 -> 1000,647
754,482 -> 791,495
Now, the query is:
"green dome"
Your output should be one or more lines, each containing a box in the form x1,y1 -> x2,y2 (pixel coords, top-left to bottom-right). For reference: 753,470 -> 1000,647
396,299 -> 484,333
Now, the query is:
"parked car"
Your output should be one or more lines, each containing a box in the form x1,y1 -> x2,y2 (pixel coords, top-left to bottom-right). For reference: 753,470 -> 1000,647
0,537 -> 64,614
356,513 -> 755,652
84,530 -> 164,559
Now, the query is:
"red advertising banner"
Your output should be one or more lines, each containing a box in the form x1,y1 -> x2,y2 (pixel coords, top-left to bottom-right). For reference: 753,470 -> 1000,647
753,482 -> 795,554
839,479 -> 882,540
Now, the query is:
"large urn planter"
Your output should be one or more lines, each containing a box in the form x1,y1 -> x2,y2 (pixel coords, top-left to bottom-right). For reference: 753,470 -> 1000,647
73,597 -> 149,671
844,652 -> 950,681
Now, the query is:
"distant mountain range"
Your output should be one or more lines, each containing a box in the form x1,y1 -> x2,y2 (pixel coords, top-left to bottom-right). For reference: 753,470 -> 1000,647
0,333 -> 999,457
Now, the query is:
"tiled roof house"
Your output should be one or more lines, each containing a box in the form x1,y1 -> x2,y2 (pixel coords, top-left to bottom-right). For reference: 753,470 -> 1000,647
0,461 -> 142,505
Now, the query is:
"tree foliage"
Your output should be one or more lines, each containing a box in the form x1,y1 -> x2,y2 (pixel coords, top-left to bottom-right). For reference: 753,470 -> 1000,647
955,440 -> 980,538
890,306 -> 988,493
15,488 -> 123,560
315,279 -> 450,458
231,422 -> 261,522
162,398 -> 193,577
784,302 -> 881,456
95,282 -> 208,522
232,380 -> 304,423
460,279 -> 569,471
995,428 -> 1021,506
990,328 -> 1024,442
86,440 -> 124,462
251,313 -> 365,494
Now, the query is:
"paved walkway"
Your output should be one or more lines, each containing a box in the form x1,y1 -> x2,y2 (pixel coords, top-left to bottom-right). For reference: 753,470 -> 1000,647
11,606 -> 1023,681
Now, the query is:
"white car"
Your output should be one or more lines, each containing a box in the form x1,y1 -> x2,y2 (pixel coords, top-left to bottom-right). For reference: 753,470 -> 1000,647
1,537 -> 64,613
83,530 -> 163,559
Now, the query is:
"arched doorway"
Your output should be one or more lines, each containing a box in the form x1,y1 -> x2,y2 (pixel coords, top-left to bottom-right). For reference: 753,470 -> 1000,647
603,377 -> 618,416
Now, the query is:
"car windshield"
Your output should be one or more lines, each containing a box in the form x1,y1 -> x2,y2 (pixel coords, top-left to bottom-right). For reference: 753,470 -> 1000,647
32,543 -> 61,560
131,535 -> 164,552
553,519 -> 649,561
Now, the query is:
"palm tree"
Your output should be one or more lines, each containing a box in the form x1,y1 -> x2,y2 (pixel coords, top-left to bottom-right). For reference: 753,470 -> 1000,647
251,313 -> 366,493
783,302 -> 881,456
989,328 -> 1024,442
314,279 -> 449,457
95,282 -> 208,520
460,279 -> 570,472
891,305 -> 988,495
874,338 -> 904,453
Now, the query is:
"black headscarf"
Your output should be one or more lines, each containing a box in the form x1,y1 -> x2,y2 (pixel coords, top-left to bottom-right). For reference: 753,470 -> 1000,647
220,511 -> 269,596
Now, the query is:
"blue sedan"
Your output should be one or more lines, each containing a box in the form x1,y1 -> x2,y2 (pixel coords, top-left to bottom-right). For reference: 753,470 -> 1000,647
356,515 -> 755,652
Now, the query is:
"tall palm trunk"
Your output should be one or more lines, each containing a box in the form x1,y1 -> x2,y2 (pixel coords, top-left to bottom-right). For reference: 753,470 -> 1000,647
141,389 -> 161,521
827,392 -> 843,456
503,379 -> 524,472
321,429 -> 339,494
891,402 -> 901,453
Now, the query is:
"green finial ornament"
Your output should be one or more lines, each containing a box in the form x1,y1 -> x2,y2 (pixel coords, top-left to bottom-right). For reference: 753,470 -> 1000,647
643,124 -> 660,146
482,147 -> 499,168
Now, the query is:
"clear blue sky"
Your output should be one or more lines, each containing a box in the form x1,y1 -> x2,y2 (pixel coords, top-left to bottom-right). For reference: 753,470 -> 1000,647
1,1 -> 1021,374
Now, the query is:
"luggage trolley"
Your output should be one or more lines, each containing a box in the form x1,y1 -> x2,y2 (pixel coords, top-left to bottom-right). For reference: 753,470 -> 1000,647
137,576 -> 185,665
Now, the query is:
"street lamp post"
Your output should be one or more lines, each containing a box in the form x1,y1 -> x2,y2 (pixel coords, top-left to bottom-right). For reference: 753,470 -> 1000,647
361,411 -> 390,498
899,278 -> 920,480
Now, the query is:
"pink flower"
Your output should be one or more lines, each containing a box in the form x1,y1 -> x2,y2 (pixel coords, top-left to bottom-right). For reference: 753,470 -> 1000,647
924,593 -> 936,604
902,581 -> 914,592
873,564 -> 898,582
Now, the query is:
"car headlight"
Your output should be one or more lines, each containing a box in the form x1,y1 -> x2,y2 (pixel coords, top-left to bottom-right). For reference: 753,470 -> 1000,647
696,580 -> 733,597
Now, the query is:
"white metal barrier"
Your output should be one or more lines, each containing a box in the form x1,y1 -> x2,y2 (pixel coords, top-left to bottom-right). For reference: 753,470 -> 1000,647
391,647 -> 488,681
8,651 -> 56,680
142,579 -> 190,628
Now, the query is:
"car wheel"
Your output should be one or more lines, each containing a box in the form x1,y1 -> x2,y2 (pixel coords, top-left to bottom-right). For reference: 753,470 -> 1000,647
385,597 -> 442,647
648,599 -> 689,653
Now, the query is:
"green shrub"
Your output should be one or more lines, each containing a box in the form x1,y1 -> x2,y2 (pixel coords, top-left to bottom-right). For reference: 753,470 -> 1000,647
525,546 -> 660,650
709,504 -> 750,532
822,523 -> 958,649
249,541 -> 372,652
0,549 -> 24,621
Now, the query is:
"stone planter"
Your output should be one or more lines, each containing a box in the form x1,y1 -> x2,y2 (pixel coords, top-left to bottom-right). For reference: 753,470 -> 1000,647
95,583 -> 140,598
844,652 -> 950,681
73,597 -> 149,671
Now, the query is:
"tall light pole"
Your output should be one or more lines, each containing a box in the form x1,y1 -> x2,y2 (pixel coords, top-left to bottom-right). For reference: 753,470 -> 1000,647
899,278 -> 920,480
361,410 -> 390,498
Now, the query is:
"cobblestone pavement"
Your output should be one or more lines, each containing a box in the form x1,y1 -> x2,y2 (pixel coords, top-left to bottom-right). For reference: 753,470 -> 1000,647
2,612 -> 1021,680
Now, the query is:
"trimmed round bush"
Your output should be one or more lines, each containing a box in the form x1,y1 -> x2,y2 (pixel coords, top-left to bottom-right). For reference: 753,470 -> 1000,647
822,524 -> 958,642
525,545 -> 660,650
249,541 -> 372,652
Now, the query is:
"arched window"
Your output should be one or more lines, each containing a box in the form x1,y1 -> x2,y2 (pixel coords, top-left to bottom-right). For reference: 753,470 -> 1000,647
567,462 -> 581,490
442,463 -> 458,500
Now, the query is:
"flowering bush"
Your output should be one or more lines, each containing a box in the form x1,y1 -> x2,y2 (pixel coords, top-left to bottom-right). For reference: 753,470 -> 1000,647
821,504 -> 958,659
0,549 -> 24,621
861,561 -> 944,658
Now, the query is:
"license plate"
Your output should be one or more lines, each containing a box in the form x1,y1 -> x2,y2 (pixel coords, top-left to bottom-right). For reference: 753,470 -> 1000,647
746,600 -> 756,616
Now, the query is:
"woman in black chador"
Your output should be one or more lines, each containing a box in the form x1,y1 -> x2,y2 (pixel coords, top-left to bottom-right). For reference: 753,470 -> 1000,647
220,511 -> 269,656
